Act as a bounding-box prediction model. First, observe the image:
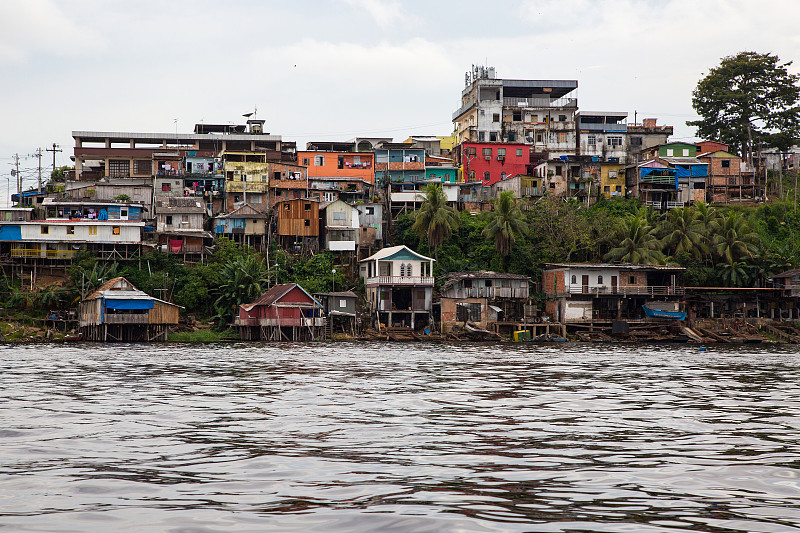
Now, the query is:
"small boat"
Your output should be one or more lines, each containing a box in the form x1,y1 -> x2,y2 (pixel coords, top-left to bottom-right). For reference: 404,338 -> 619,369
642,305 -> 687,321
62,333 -> 83,342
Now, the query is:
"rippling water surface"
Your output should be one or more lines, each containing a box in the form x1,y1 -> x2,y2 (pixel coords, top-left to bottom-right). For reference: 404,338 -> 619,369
2,342 -> 800,532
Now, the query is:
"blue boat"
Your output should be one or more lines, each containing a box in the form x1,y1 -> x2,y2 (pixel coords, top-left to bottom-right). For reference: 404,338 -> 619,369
642,305 -> 686,321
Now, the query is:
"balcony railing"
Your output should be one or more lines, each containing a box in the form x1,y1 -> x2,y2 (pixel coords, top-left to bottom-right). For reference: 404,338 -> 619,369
12,248 -> 78,259
366,276 -> 434,286
562,285 -> 685,296
234,317 -> 325,327
103,313 -> 149,324
640,175 -> 676,184
503,97 -> 578,108
645,201 -> 684,209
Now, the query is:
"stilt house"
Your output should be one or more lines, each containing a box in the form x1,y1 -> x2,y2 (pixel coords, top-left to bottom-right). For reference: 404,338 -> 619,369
236,283 -> 325,341
78,277 -> 182,341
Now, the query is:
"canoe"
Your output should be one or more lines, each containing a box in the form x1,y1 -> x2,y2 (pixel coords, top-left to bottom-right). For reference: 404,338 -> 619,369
642,305 -> 686,321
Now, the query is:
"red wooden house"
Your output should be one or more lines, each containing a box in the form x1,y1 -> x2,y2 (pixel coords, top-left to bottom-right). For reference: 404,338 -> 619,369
235,283 -> 325,341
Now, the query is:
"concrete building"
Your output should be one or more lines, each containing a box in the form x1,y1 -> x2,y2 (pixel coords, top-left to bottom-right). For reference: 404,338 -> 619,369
439,272 -> 532,335
452,66 -> 578,158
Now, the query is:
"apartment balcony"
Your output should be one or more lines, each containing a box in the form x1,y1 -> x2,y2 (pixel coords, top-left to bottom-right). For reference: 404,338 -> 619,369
579,123 -> 628,132
452,102 -> 476,121
366,276 -> 434,287
503,97 -> 578,109
640,175 -> 676,185
561,285 -> 685,297
225,181 -> 269,193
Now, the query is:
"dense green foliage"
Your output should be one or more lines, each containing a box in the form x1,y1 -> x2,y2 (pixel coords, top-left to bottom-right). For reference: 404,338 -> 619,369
396,195 -> 800,289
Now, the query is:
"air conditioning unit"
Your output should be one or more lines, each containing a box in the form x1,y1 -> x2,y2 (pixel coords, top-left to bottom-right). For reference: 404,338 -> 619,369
497,156 -> 505,161
485,156 -> 491,161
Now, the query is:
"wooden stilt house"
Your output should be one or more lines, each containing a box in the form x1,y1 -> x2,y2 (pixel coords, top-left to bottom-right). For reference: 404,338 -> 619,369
78,277 -> 182,342
235,283 -> 325,341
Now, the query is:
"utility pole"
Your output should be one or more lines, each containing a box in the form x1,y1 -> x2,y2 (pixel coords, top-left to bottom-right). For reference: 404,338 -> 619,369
46,143 -> 62,175
35,147 -> 43,194
13,153 -> 20,201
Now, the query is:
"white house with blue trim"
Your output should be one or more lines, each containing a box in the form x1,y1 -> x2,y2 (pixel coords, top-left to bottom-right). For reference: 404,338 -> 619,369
359,245 -> 434,330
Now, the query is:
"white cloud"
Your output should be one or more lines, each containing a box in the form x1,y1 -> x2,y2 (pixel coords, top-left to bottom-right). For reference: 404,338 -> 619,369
342,0 -> 414,28
0,0 -> 98,64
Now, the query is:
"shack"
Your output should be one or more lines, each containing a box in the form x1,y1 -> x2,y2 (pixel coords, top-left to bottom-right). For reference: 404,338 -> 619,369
78,277 -> 182,341
235,283 -> 325,341
314,291 -> 358,336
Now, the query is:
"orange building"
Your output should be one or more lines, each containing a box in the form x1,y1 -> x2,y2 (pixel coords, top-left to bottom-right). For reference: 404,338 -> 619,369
298,151 -> 375,184
297,150 -> 375,204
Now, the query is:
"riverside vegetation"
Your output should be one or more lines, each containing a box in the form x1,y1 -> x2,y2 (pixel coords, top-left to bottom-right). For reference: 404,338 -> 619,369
2,174 -> 800,341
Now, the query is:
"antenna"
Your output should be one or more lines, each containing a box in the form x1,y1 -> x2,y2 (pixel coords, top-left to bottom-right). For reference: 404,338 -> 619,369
46,143 -> 62,175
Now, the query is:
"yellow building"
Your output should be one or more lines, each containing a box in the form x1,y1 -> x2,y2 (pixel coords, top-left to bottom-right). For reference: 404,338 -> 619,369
599,162 -> 624,198
222,151 -> 270,211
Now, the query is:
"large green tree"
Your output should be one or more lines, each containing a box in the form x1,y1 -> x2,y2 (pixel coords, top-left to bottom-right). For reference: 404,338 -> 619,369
604,214 -> 665,265
412,183 -> 459,261
687,51 -> 800,159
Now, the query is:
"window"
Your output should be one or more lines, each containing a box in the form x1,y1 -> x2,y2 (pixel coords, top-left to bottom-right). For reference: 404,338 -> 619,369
493,113 -> 500,122
112,226 -> 120,235
483,171 -> 490,181
162,183 -> 171,192
181,215 -> 189,223
536,133 -> 543,143
517,149 -> 523,157
333,212 -> 345,220
166,215 -> 173,225
608,171 -> 618,179
302,158 -> 310,166
67,226 -> 75,235
40,225 -> 49,234
478,131 -> 485,142
555,166 -> 563,176
489,132 -> 498,141
456,302 -> 482,322
501,172 -> 507,180
463,280 -> 473,288
587,135 -> 596,146
304,219 -> 310,226
365,206 -> 374,215
549,182 -> 555,188
629,276 -> 636,284
630,136 -> 642,147
615,185 -> 622,192
607,136 -> 623,147
284,204 -> 290,211
469,170 -> 475,181
666,149 -> 674,156
721,160 -> 730,168
683,149 -> 690,156
598,275 -> 603,284
512,111 -> 522,121
483,148 -> 492,156
314,155 -> 325,166
134,160 -> 151,175
497,148 -> 506,156
604,186 -> 610,193
559,114 -> 567,122
466,147 -> 476,156
304,203 -> 311,211
558,132 -> 567,143
108,160 -> 130,177
485,279 -> 492,287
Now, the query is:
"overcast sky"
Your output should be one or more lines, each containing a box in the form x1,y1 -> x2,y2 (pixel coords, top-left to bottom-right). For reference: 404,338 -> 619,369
1,0 -> 799,201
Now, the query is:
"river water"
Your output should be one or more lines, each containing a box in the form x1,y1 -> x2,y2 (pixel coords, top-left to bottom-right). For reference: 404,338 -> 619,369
1,342 -> 800,532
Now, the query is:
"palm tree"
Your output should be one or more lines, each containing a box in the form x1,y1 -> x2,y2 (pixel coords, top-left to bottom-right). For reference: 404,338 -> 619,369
213,255 -> 269,327
659,207 -> 708,260
412,183 -> 459,261
716,261 -> 751,287
483,190 -> 529,268
710,211 -> 759,267
604,214 -> 665,264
